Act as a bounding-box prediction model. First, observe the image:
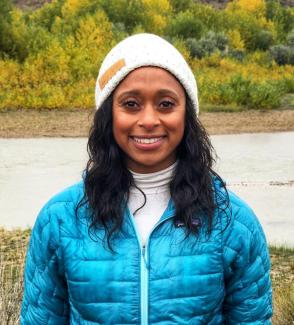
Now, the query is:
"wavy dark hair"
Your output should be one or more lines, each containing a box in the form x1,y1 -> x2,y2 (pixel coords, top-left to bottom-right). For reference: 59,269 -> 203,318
76,94 -> 229,249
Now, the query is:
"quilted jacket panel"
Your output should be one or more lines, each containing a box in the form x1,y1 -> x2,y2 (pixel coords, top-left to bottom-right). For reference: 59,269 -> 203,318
21,181 -> 272,324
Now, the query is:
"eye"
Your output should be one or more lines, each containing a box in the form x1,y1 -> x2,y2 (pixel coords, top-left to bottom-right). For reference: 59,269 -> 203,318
159,100 -> 175,109
122,100 -> 139,109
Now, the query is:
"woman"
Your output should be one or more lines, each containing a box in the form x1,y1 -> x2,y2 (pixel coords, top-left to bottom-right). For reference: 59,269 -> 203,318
21,34 -> 272,324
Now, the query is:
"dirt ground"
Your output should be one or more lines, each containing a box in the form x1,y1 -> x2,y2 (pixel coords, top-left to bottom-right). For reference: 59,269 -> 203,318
0,109 -> 294,138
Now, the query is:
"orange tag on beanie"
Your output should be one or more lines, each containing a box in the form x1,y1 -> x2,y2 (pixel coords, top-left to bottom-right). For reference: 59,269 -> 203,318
98,59 -> 126,90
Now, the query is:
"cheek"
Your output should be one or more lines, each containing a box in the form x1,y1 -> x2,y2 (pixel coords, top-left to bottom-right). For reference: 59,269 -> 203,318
112,114 -> 131,146
167,112 -> 185,137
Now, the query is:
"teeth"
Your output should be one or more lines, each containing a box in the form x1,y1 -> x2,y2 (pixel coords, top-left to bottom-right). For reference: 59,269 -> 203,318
133,137 -> 162,144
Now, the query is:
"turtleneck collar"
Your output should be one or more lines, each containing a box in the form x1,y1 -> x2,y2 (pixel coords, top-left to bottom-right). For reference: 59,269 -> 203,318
129,161 -> 178,194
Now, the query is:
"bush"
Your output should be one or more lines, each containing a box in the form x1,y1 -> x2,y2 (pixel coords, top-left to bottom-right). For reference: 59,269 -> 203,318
269,29 -> 294,66
187,31 -> 228,59
228,49 -> 245,61
281,77 -> 294,93
270,45 -> 293,65
220,74 -> 252,106
253,29 -> 274,51
227,75 -> 283,108
287,29 -> 294,47
101,0 -> 144,33
200,74 -> 283,109
223,2 -> 277,52
169,0 -> 193,12
246,51 -> 272,67
247,81 -> 282,108
0,0 -> 13,57
187,38 -> 206,59
166,10 -> 204,39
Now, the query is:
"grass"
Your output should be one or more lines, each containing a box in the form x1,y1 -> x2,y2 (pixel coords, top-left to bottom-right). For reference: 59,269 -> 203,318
0,228 -> 30,324
280,94 -> 294,110
0,228 -> 293,324
270,245 -> 294,324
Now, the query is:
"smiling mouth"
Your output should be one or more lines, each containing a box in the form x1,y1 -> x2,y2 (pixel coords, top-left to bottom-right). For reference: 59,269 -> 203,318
131,136 -> 165,144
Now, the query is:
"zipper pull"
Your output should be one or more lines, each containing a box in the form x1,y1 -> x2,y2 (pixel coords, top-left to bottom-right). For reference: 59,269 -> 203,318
142,245 -> 148,268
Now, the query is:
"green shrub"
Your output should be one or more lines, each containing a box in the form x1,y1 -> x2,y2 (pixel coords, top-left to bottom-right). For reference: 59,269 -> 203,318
280,77 -> 294,93
270,45 -> 293,65
247,81 -> 282,108
187,31 -> 228,59
228,49 -> 245,61
200,74 -> 283,109
286,30 -> 294,47
100,0 -> 144,33
169,0 -> 193,12
220,74 -> 252,106
253,29 -> 274,51
0,0 -> 13,57
166,10 -> 204,39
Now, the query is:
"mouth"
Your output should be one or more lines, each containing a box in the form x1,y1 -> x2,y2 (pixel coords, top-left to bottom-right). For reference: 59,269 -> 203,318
129,136 -> 166,150
130,136 -> 165,144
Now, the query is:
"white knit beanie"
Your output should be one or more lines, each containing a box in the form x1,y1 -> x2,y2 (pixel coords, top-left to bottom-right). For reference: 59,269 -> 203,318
95,33 -> 199,114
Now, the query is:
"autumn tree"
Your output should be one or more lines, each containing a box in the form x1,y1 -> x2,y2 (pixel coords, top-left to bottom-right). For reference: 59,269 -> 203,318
0,0 -> 13,57
166,10 -> 204,39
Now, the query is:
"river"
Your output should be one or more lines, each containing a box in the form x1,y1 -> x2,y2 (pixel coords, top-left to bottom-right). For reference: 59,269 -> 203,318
0,132 -> 293,246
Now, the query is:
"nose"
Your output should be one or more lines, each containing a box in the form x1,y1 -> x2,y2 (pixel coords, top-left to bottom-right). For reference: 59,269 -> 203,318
138,104 -> 160,130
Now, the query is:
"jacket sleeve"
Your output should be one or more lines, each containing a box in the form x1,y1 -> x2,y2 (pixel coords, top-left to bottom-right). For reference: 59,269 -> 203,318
21,203 -> 69,324
222,199 -> 272,324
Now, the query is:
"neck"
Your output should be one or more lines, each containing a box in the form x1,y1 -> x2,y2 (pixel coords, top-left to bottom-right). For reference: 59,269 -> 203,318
129,161 -> 177,194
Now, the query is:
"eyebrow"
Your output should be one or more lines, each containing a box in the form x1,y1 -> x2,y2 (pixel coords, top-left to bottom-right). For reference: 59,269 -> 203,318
116,89 -> 180,99
116,90 -> 141,98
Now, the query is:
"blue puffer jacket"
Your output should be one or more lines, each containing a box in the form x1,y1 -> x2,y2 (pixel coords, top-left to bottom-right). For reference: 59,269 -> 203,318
21,181 -> 272,324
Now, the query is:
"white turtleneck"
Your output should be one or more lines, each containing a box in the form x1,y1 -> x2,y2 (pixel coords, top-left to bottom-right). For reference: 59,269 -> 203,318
128,162 -> 177,247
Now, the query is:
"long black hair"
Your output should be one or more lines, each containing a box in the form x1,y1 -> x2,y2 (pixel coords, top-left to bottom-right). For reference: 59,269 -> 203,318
76,94 -> 229,249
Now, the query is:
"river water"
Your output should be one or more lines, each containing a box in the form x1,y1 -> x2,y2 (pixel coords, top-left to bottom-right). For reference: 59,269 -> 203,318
1,132 -> 293,246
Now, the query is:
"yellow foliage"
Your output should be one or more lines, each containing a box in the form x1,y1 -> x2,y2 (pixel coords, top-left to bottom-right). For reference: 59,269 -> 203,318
172,38 -> 191,65
61,0 -> 91,18
238,0 -> 265,14
0,0 -> 293,111
51,16 -> 62,34
23,40 -> 71,86
219,58 -> 239,74
76,11 -> 113,51
9,9 -> 28,59
191,54 -> 294,103
65,79 -> 96,108
132,25 -> 145,34
227,0 -> 266,17
0,60 -> 20,90
142,0 -> 172,33
143,0 -> 171,13
74,11 -> 114,75
227,30 -> 245,50
202,52 -> 222,68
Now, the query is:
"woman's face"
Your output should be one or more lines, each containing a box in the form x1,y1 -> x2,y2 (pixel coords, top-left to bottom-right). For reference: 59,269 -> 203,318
112,67 -> 186,173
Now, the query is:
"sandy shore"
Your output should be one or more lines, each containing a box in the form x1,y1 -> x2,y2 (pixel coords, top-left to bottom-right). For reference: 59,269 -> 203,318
0,109 -> 294,137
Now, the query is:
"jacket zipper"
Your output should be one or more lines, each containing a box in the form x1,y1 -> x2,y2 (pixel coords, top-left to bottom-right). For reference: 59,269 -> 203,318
128,208 -> 175,325
141,246 -> 148,325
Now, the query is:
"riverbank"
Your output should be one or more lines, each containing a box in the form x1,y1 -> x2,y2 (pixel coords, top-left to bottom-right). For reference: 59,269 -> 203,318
1,109 -> 294,137
0,228 -> 293,324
